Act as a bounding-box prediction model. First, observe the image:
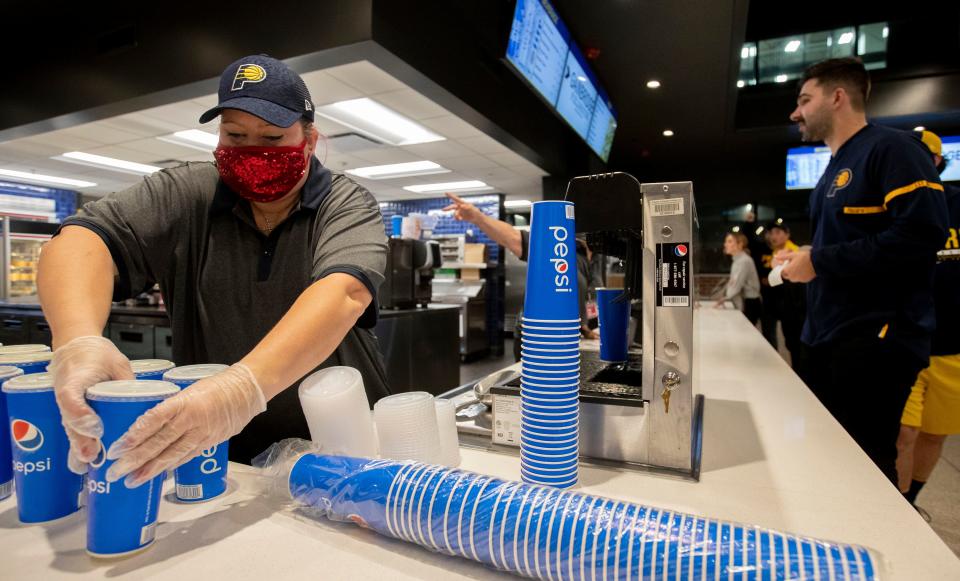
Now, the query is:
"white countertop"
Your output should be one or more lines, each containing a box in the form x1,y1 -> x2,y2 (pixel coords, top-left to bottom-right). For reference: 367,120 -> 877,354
2,309 -> 958,579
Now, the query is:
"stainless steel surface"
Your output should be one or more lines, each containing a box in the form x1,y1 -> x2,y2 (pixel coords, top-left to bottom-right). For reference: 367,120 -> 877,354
641,181 -> 696,472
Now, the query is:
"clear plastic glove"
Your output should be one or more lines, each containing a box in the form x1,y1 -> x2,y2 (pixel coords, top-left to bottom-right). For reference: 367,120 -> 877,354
105,363 -> 267,488
48,335 -> 134,474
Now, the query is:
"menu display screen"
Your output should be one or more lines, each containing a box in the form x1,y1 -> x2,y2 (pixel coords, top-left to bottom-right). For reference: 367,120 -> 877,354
942,136 -> 960,182
786,146 -> 832,190
506,0 -> 617,162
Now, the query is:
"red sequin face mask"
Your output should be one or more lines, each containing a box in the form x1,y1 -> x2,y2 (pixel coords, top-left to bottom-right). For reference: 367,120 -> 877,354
214,139 -> 308,203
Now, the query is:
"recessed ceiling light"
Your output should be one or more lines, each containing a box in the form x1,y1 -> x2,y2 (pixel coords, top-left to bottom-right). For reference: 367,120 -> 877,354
504,199 -> 532,208
775,74 -> 789,83
315,98 -> 445,146
737,80 -> 746,88
913,126 -> 926,132
662,130 -> 674,137
403,180 -> 493,194
837,32 -> 854,45
55,152 -> 161,175
345,161 -> 450,180
157,129 -> 219,152
0,168 -> 96,188
784,40 -> 802,53
646,80 -> 661,89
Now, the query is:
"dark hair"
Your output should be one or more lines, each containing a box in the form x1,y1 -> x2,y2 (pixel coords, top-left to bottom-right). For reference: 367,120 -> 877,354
799,57 -> 870,111
299,118 -> 315,135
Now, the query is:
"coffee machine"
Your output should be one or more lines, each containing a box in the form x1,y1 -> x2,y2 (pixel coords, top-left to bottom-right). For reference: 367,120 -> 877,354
380,239 -> 441,309
479,173 -> 703,479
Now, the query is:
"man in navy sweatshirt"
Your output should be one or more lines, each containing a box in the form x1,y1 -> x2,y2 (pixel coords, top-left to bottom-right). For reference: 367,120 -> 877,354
776,58 -> 948,485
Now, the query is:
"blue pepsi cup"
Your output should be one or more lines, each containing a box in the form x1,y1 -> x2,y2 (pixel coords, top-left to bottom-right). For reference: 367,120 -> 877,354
163,364 -> 230,502
0,365 -> 25,500
0,344 -> 50,355
597,288 -> 631,363
523,201 -> 579,320
0,351 -> 52,375
86,380 -> 179,557
129,359 -> 175,381
2,372 -> 83,523
391,215 -> 403,237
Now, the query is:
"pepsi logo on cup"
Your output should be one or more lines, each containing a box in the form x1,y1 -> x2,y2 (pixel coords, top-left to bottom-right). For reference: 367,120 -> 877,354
11,419 -> 43,452
549,226 -> 573,294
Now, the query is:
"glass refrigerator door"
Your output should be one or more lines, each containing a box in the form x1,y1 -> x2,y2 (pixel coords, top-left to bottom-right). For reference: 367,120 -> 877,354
9,235 -> 49,299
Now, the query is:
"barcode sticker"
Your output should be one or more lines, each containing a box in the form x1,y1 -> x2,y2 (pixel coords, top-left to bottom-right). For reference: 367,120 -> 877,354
177,484 -> 204,500
663,296 -> 690,306
140,523 -> 156,545
565,205 -> 575,220
651,198 -> 684,216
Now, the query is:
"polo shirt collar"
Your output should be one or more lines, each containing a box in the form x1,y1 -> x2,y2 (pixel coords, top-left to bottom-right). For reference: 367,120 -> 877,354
211,156 -> 333,214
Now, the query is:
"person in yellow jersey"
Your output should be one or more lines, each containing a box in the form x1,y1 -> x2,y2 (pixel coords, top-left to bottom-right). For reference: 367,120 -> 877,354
895,130 -> 960,517
761,222 -> 808,379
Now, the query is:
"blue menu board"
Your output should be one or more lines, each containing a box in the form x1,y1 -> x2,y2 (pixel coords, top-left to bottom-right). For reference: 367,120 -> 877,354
506,0 -> 617,162
942,136 -> 960,182
786,146 -> 832,190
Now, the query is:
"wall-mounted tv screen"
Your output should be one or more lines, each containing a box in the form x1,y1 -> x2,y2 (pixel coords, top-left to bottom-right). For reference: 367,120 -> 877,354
788,135 -> 960,190
506,0 -> 617,162
786,146 -> 832,190
941,135 -> 960,182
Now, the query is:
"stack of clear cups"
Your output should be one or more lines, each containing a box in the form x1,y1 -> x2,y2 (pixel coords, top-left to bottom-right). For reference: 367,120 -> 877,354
434,399 -> 461,467
374,392 -> 441,463
519,200 -> 580,489
298,366 -> 377,458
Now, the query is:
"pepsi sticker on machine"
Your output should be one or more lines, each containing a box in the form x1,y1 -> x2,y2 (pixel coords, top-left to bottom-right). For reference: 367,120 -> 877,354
656,242 -> 690,307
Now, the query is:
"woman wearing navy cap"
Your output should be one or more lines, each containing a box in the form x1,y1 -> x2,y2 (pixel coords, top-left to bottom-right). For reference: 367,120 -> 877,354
39,55 -> 390,488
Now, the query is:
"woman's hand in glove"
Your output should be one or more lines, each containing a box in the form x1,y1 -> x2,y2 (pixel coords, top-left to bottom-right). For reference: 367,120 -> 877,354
105,363 -> 267,488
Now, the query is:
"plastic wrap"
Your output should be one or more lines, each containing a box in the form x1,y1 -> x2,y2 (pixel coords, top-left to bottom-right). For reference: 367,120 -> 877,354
254,440 -> 885,580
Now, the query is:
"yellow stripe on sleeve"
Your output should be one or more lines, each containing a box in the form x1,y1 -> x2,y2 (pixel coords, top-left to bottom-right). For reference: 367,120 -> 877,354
883,180 -> 944,208
843,206 -> 886,215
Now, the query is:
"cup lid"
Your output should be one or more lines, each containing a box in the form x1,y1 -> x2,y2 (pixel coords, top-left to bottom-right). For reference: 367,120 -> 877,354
87,380 -> 180,401
130,359 -> 176,373
1,372 -> 53,392
0,365 -> 24,380
162,364 -> 229,382
0,351 -> 52,364
0,344 -> 50,355
374,391 -> 433,409
299,366 -> 362,399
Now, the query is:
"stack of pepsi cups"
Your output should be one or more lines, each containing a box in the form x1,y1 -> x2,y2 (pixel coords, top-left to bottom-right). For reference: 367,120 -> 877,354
520,200 -> 580,490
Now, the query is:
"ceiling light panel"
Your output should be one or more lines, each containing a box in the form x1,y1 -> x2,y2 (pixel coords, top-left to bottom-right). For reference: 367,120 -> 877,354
315,98 -> 445,146
345,161 -> 451,180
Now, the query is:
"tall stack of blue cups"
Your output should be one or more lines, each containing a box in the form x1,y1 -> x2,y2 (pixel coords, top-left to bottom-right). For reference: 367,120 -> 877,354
163,364 -> 230,502
520,200 -> 580,489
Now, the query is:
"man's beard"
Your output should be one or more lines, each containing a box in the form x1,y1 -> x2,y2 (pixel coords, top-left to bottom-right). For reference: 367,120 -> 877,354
799,110 -> 831,142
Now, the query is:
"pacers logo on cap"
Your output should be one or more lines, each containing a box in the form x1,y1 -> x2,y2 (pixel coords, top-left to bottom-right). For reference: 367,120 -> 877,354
231,64 -> 267,91
11,419 -> 43,452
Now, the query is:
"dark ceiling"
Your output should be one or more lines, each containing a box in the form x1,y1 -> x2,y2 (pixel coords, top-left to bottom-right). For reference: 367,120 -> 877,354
550,0 -> 960,183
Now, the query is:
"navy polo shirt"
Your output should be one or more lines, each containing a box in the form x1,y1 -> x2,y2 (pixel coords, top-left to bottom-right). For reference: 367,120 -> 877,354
805,124 -> 948,363
932,182 -> 960,356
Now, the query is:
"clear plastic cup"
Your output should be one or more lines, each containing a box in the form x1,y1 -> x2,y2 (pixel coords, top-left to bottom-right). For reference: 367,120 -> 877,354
298,366 -> 377,458
374,392 -> 441,463
435,399 -> 461,468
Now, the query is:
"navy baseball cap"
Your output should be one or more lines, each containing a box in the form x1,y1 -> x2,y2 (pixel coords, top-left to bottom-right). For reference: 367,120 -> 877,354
199,54 -> 315,128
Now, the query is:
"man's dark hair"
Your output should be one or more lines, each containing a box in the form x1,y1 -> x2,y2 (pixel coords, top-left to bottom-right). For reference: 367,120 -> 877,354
799,57 -> 870,111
